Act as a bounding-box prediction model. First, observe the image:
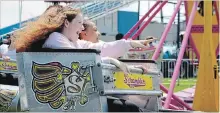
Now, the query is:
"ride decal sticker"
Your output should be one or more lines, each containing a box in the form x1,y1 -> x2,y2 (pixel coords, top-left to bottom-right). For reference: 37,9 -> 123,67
0,61 -> 17,72
113,72 -> 153,90
0,89 -> 17,112
31,62 -> 91,111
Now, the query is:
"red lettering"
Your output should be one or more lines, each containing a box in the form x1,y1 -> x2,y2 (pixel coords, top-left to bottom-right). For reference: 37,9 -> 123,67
123,75 -> 146,88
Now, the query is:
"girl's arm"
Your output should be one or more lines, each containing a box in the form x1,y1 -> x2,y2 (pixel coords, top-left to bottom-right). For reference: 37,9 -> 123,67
81,39 -> 132,58
81,38 -> 157,58
101,57 -> 130,75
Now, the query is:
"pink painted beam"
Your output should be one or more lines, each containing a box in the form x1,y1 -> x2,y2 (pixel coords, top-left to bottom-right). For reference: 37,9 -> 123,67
214,1 -> 219,56
149,0 -> 193,110
131,0 -> 168,40
189,36 -> 200,59
164,1 -> 198,109
123,0 -> 161,39
214,1 -> 219,24
190,25 -> 219,33
216,44 -> 219,57
152,0 -> 182,60
184,1 -> 200,60
161,97 -> 184,110
160,85 -> 193,110
161,100 -> 180,110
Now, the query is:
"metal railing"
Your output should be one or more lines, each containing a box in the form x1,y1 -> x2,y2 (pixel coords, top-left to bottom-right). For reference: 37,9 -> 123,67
81,0 -> 137,21
161,59 -> 196,79
161,59 -> 219,79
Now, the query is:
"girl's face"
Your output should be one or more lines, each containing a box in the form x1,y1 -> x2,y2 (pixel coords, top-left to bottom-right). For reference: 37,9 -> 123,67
65,13 -> 84,42
82,21 -> 100,43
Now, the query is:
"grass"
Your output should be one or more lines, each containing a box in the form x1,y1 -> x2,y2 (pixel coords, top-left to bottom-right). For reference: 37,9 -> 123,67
162,78 -> 197,92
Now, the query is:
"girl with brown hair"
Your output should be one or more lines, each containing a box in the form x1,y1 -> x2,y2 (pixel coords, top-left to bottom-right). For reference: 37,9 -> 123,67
11,5 -> 155,73
12,5 -> 156,58
11,5 -> 158,112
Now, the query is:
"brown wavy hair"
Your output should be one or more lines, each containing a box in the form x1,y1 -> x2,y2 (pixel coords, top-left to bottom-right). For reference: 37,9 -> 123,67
13,5 -> 81,52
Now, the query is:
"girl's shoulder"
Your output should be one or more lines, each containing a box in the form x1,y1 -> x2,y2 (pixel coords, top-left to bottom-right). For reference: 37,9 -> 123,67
43,32 -> 72,49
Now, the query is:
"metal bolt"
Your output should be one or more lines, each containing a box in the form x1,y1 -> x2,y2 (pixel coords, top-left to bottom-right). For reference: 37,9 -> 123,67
21,84 -> 24,88
99,91 -> 104,95
97,63 -> 101,67
112,86 -> 116,89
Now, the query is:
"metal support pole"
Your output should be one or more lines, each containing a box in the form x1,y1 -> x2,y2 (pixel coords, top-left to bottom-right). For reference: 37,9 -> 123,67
164,1 -> 198,109
19,0 -> 22,28
152,0 -> 181,60
177,9 -> 180,49
160,3 -> 164,23
123,0 -> 161,39
137,0 -> 140,40
0,0 -> 1,30
131,1 -> 168,40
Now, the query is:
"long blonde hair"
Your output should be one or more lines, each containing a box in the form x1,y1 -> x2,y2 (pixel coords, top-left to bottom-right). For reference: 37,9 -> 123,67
13,5 -> 81,52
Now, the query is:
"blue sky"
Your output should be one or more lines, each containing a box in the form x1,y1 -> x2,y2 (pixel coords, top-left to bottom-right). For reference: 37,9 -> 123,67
0,0 -> 186,29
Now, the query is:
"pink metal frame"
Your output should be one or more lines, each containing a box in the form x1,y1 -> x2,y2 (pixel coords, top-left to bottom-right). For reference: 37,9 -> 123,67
131,1 -> 168,40
185,1 -> 219,58
184,1 -> 200,60
214,1 -> 219,24
190,25 -> 219,33
160,85 -> 192,110
152,0 -> 182,60
213,1 -> 219,56
164,1 -> 198,109
123,0 -> 193,110
123,0 -> 161,39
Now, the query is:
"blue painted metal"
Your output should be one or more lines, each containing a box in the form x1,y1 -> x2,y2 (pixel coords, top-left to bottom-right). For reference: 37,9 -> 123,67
0,16 -> 39,38
118,11 -> 139,36
81,1 -> 122,18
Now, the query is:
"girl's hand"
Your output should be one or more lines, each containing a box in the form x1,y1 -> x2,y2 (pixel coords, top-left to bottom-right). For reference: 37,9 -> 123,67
129,37 -> 157,48
102,57 -> 130,75
134,65 -> 148,74
3,56 -> 10,61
